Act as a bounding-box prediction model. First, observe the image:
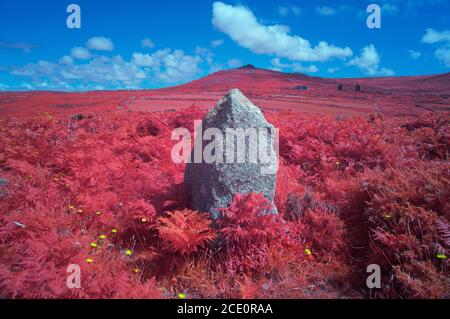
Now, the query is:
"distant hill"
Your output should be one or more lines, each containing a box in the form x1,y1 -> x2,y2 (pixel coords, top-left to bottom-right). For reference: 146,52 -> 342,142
1,67 -> 449,117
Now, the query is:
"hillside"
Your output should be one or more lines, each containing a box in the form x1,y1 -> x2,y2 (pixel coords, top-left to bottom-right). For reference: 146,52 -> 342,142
1,66 -> 449,117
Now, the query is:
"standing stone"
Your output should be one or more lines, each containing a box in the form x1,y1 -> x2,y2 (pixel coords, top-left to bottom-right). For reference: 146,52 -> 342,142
185,89 -> 278,219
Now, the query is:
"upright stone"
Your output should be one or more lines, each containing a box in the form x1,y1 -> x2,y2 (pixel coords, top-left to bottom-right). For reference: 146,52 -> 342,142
185,89 -> 278,218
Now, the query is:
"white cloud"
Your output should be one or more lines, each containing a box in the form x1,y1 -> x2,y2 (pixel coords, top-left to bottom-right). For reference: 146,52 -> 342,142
227,58 -> 243,68
422,28 -> 450,44
270,58 -> 319,74
9,43 -> 205,91
132,52 -> 156,67
133,48 -> 203,83
212,2 -> 352,62
211,39 -> 224,48
293,64 -> 319,73
59,55 -> 74,65
435,47 -> 450,67
155,50 -> 202,83
86,37 -> 114,51
409,50 -> 422,60
11,60 -> 58,77
194,46 -> 228,73
0,83 -> 10,91
142,38 -> 155,48
422,28 -> 450,67
71,47 -> 92,60
382,4 -> 399,15
348,45 -> 394,76
316,6 -> 336,16
194,47 -> 214,66
12,56 -> 146,89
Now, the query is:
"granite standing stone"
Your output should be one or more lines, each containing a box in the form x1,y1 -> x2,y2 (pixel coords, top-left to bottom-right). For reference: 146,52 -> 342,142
185,89 -> 278,218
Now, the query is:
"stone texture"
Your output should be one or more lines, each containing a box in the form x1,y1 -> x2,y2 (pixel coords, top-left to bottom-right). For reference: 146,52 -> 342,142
0,177 -> 8,198
185,89 -> 278,218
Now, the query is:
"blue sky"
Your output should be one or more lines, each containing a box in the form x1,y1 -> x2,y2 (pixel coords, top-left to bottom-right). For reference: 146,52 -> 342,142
0,0 -> 449,91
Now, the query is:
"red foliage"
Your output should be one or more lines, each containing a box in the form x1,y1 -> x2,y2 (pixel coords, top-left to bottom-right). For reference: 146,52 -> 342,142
0,108 -> 448,299
215,193 -> 285,275
218,193 -> 281,248
157,210 -> 216,255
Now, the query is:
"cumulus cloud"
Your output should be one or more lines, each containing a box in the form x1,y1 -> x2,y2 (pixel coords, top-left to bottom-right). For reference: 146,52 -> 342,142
409,50 -> 422,60
211,39 -> 224,48
316,6 -> 336,16
132,52 -> 156,67
348,45 -> 394,76
422,28 -> 450,67
212,2 -> 352,62
194,47 -> 215,66
71,47 -> 92,60
86,37 -> 114,51
435,47 -> 450,67
59,55 -> 74,65
0,41 -> 38,53
133,48 -> 203,83
270,58 -> 319,74
11,56 -> 146,90
11,60 -> 58,77
141,38 -> 155,48
9,39 -> 206,91
155,50 -> 202,83
422,28 -> 450,44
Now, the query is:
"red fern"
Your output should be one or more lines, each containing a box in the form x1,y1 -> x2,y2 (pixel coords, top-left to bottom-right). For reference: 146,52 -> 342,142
218,193 -> 281,248
157,209 -> 216,254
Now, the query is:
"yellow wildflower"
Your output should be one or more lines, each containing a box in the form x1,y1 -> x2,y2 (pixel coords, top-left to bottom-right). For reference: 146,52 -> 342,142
125,249 -> 133,256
